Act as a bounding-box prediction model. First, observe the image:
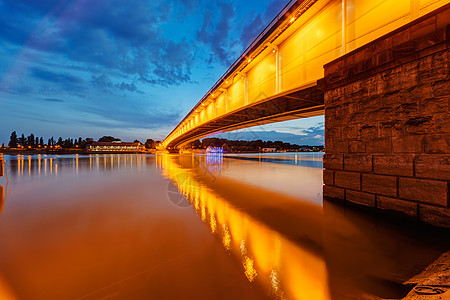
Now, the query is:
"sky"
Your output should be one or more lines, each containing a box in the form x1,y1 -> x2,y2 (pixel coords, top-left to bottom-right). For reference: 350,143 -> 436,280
0,0 -> 324,145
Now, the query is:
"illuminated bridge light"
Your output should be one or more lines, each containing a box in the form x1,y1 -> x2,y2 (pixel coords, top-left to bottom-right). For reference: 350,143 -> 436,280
162,0 -> 448,151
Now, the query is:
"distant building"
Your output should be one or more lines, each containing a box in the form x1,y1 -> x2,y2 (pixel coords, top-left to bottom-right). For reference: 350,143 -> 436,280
86,141 -> 143,153
261,147 -> 276,153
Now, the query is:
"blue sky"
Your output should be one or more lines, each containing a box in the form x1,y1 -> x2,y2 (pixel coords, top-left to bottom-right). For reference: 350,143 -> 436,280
0,0 -> 324,145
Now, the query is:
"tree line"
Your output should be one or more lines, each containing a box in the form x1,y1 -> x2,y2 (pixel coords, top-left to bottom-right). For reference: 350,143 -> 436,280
5,131 -> 160,150
187,138 -> 324,152
6,131 -> 96,149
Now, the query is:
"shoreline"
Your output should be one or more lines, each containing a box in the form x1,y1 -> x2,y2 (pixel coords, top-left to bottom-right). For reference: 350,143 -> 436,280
1,149 -> 324,155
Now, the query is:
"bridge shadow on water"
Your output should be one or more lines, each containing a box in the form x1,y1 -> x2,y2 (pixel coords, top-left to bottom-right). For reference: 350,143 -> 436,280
161,154 -> 450,300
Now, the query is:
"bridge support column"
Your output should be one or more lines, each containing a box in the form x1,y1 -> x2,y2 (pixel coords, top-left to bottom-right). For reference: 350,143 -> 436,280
321,5 -> 450,227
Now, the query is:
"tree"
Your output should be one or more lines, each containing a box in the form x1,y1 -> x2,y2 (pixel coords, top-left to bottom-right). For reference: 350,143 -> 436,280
134,139 -> 142,144
144,139 -> 156,149
98,136 -> 120,142
40,137 -> 44,146
8,131 -> 18,148
18,134 -> 26,146
35,137 -> 39,146
27,133 -> 35,147
189,139 -> 201,149
57,137 -> 63,146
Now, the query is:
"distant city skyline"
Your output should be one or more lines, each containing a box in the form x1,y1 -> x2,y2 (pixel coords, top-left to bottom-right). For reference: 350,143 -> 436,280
0,0 -> 324,145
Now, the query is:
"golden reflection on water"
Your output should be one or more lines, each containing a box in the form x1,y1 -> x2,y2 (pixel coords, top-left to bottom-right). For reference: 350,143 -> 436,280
5,154 -> 149,180
158,154 -> 330,300
1,153 -> 448,299
0,185 -> 4,213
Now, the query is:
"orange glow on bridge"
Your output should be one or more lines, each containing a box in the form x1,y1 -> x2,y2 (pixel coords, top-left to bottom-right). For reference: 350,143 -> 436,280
162,0 -> 448,149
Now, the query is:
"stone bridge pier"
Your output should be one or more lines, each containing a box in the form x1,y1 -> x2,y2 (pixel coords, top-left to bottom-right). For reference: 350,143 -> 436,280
321,5 -> 449,227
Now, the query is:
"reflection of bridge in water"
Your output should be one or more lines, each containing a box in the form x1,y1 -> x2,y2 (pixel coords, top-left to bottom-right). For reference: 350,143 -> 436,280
163,0 -> 450,227
158,154 -> 450,299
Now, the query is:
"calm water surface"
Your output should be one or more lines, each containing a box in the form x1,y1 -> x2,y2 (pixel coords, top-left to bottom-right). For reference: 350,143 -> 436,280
0,153 -> 448,300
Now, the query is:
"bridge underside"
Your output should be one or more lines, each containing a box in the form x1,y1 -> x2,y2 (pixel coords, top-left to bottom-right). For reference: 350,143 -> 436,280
166,85 -> 324,149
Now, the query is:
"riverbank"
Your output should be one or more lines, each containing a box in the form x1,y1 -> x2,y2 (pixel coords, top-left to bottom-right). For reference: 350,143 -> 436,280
0,149 -> 154,155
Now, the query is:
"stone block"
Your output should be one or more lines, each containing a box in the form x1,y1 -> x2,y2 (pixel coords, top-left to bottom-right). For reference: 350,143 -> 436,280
399,178 -> 447,206
394,102 -> 419,119
424,134 -> 450,154
410,15 -> 436,39
365,106 -> 394,124
393,135 -> 423,153
379,120 -> 402,137
336,141 -> 349,153
404,116 -> 434,135
349,140 -> 366,153
335,171 -> 361,190
323,154 -> 343,170
358,125 -> 378,139
392,40 -> 416,60
419,96 -> 448,115
362,174 -> 397,197
323,185 -> 345,200
325,138 -> 335,152
391,28 -> 410,47
325,127 -> 341,140
366,137 -> 391,154
373,155 -> 414,176
346,190 -> 375,207
415,28 -> 443,50
344,154 -> 372,172
377,196 -> 417,217
323,169 -> 334,185
435,113 -> 450,134
415,154 -> 450,180
436,6 -> 450,28
342,125 -> 358,139
419,204 -> 450,228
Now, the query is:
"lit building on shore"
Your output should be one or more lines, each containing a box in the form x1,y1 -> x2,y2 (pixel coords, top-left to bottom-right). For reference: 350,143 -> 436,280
86,142 -> 143,153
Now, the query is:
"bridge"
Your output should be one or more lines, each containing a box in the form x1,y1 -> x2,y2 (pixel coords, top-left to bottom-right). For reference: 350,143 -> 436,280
162,0 -> 450,227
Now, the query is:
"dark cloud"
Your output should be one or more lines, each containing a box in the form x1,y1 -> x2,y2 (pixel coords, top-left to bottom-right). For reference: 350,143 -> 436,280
76,98 -> 183,130
91,74 -> 143,94
30,66 -> 84,95
196,1 -> 237,65
239,0 -> 289,49
240,14 -> 264,49
40,98 -> 64,103
0,0 -> 195,86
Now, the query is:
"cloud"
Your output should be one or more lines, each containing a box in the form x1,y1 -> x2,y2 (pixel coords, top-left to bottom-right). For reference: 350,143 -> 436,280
239,0 -> 289,49
40,98 -> 64,103
196,1 -> 237,65
91,74 -> 143,94
213,124 -> 325,145
0,0 -> 195,87
240,14 -> 264,49
29,66 -> 85,95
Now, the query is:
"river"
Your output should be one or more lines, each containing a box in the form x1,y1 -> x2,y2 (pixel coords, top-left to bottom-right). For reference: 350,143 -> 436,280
0,153 -> 447,299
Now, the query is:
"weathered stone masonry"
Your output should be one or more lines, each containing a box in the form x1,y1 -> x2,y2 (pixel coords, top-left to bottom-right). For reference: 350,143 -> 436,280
321,4 -> 450,227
